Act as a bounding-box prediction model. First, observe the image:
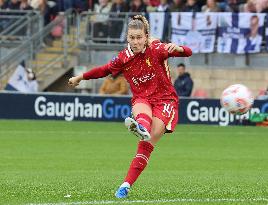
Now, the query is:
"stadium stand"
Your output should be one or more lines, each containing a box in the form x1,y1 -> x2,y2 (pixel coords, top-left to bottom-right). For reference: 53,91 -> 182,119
0,0 -> 268,96
0,9 -> 78,91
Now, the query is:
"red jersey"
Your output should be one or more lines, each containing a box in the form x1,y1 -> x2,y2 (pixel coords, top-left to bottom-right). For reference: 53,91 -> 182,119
107,40 -> 192,103
83,40 -> 192,103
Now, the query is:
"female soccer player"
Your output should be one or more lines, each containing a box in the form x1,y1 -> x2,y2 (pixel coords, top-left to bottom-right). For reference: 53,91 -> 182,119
68,15 -> 192,198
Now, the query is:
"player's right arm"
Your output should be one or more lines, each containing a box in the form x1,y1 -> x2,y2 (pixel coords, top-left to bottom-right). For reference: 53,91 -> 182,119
68,55 -> 124,87
68,64 -> 111,87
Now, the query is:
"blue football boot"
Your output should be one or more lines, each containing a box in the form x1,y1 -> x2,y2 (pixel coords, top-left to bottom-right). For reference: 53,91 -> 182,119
124,117 -> 151,141
115,183 -> 130,198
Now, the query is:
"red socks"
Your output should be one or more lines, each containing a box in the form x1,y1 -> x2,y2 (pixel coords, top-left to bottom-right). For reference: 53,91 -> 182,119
135,113 -> 152,133
124,141 -> 154,186
122,113 -> 153,186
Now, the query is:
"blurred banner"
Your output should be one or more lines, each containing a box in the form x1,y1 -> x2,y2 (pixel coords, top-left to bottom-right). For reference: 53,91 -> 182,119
4,64 -> 38,93
171,12 -> 217,53
148,12 -> 167,41
217,13 -> 265,54
0,92 -> 267,126
266,15 -> 268,51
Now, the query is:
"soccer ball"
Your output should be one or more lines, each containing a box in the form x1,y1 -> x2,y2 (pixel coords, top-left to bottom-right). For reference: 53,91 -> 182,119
220,84 -> 254,115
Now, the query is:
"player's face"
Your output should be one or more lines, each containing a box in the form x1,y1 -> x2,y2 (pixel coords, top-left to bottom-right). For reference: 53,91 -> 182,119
127,28 -> 148,54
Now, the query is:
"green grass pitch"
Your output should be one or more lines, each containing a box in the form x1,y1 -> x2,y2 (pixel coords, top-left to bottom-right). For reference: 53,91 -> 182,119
0,120 -> 268,205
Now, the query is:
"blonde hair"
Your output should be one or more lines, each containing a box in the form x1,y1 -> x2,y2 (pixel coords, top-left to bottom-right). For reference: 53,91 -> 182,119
128,15 -> 150,35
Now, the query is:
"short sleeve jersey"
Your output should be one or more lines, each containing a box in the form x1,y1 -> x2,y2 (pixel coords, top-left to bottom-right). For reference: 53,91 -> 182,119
108,40 -> 178,103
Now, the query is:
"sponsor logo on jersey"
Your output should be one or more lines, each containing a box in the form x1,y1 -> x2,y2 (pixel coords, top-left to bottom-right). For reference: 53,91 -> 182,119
132,73 -> 156,86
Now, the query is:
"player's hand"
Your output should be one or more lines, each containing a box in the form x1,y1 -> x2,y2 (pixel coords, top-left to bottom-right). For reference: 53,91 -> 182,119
68,76 -> 81,87
165,43 -> 184,53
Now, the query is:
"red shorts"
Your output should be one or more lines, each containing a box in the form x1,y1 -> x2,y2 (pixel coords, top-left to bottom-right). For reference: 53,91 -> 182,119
132,98 -> 178,133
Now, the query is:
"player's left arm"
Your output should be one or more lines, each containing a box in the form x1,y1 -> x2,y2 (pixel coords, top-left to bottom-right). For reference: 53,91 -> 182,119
151,40 -> 192,60
165,43 -> 192,57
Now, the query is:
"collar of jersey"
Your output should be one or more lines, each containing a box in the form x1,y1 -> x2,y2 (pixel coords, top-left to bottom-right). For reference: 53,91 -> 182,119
127,44 -> 134,56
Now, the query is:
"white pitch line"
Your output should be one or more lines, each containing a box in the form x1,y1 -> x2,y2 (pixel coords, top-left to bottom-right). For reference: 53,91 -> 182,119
0,130 -> 263,135
0,131 -> 125,134
27,198 -> 268,205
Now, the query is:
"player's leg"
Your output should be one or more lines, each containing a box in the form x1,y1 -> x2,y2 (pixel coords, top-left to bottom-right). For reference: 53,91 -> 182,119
123,117 -> 167,186
148,117 -> 166,146
125,100 -> 153,141
124,116 -> 170,186
115,101 -> 178,198
115,138 -> 154,198
115,116 -> 168,198
116,101 -> 153,198
126,105 -> 178,188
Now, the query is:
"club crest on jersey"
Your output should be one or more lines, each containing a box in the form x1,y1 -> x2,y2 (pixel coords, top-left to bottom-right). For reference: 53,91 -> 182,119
146,58 -> 152,67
